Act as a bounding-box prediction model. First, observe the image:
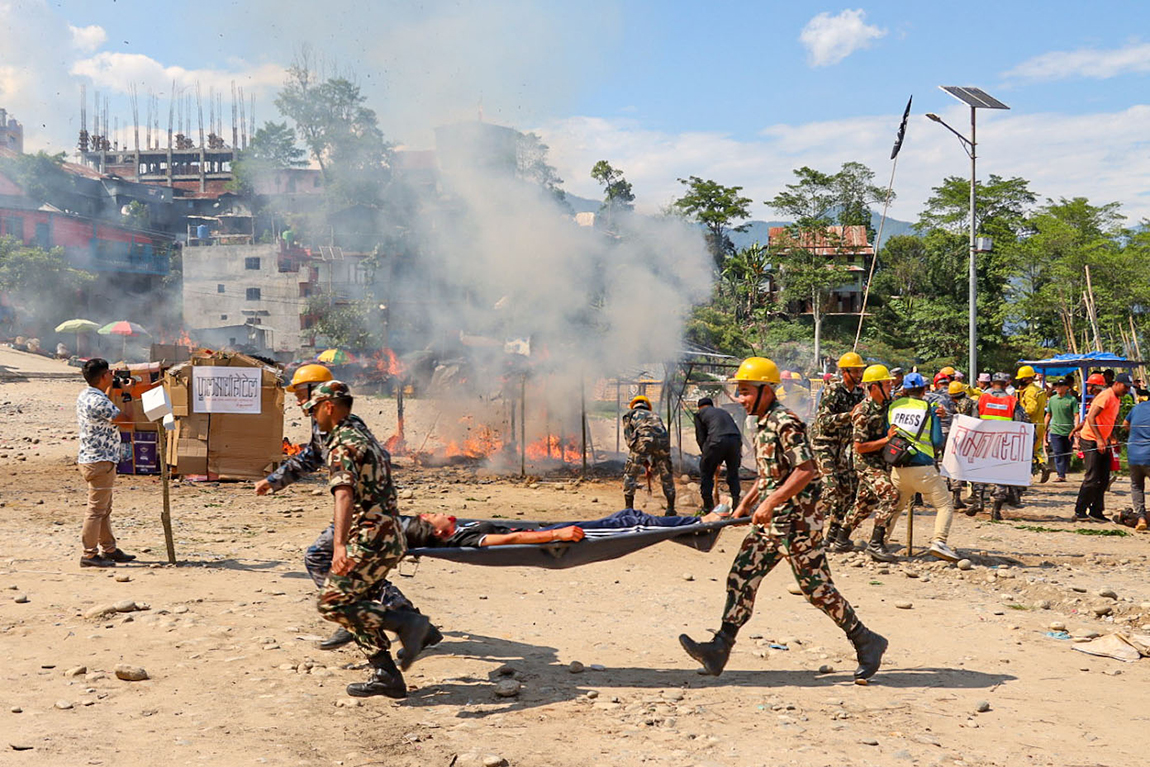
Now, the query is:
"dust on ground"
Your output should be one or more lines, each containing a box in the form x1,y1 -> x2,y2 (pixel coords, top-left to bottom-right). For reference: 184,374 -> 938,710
1,346 -> 1148,767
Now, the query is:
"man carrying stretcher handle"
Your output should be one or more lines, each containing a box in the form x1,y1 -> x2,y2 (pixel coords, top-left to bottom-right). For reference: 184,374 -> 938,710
678,357 -> 888,682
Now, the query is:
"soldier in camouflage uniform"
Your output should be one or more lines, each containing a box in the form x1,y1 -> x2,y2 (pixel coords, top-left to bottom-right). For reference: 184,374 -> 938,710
679,357 -> 887,682
835,365 -> 900,562
815,353 -> 867,549
254,364 -> 439,655
622,395 -> 676,514
306,381 -> 433,699
944,380 -> 978,508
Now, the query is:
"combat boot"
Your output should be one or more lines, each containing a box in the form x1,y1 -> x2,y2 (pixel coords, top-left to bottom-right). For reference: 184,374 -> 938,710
624,493 -> 635,509
952,490 -> 967,510
865,526 -> 897,563
397,621 -> 445,664
846,622 -> 888,681
319,627 -> 355,650
679,626 -> 736,676
346,650 -> 407,698
665,495 -> 676,517
829,524 -> 854,553
991,499 -> 1004,521
380,609 -> 431,671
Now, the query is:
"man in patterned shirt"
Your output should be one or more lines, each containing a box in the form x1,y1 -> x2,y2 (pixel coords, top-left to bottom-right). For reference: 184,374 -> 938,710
75,358 -> 134,568
678,357 -> 887,683
305,381 -> 433,698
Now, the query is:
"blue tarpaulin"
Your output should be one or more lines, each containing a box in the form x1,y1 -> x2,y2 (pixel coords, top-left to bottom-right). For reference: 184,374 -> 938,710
1018,352 -> 1141,379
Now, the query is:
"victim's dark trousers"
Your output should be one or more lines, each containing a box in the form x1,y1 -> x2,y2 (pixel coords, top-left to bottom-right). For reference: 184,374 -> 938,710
1074,439 -> 1111,518
699,434 -> 742,511
1049,433 -> 1072,479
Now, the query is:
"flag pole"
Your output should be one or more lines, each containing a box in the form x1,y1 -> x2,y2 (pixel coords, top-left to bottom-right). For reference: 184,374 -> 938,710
853,156 -> 898,349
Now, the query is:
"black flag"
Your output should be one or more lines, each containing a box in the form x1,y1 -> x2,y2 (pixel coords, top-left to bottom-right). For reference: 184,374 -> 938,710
890,95 -> 912,160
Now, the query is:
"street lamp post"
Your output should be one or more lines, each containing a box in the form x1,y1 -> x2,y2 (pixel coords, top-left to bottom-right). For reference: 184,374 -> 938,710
926,86 -> 1009,379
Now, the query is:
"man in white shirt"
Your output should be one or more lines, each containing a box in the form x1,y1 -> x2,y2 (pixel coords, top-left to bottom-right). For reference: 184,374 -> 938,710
76,358 -> 135,568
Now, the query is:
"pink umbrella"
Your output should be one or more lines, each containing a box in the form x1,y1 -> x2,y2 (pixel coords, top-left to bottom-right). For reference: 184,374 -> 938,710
97,321 -> 151,360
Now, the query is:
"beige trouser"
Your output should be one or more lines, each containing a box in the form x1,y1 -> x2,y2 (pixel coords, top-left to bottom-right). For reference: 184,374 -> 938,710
79,461 -> 117,557
891,464 -> 954,544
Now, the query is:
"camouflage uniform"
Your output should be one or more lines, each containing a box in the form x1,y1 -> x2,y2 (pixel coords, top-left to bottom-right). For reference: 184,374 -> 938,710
270,414 -> 412,612
811,381 -> 864,527
622,407 -> 676,506
722,400 -> 859,633
946,395 -> 978,493
842,397 -> 899,533
970,394 -> 1029,508
316,411 -> 408,658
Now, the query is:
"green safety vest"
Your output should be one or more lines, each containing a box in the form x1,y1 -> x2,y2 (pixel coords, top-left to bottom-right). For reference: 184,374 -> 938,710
887,397 -> 934,459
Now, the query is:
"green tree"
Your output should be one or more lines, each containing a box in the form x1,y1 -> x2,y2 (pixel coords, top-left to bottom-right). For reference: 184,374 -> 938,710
229,121 -> 306,196
590,160 -> 635,227
0,237 -> 92,332
672,176 -> 752,267
0,151 -> 71,206
306,294 -> 375,349
718,242 -> 770,323
274,53 -> 391,207
516,132 -> 568,208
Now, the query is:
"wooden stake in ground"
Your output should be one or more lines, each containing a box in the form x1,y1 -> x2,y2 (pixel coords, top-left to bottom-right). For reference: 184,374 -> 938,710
157,426 -> 176,564
905,502 -> 914,558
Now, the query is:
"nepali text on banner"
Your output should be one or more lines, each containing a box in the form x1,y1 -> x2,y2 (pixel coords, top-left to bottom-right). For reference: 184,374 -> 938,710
940,414 -> 1034,486
191,367 -> 263,415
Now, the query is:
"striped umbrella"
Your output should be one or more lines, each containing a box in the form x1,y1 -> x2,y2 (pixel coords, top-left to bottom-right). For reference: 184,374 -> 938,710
98,321 -> 151,360
317,348 -> 355,364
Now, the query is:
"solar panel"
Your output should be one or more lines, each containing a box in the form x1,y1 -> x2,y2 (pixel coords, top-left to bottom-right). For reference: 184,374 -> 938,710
940,86 -> 1010,110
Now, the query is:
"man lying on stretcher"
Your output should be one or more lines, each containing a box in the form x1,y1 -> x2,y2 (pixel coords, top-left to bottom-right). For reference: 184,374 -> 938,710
404,507 -> 732,549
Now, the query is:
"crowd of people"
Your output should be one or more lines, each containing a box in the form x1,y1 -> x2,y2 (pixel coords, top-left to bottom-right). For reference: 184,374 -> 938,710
69,352 -> 1150,699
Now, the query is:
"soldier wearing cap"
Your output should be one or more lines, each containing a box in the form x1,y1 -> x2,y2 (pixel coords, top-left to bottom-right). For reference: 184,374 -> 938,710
815,352 -> 867,550
678,357 -> 887,683
304,380 -> 433,698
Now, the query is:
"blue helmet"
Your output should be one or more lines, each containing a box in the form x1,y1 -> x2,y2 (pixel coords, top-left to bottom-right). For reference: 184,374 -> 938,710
902,372 -> 928,389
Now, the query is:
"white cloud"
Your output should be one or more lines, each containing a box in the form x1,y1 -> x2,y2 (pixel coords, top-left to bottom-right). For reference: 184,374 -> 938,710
799,9 -> 886,68
1004,41 -> 1150,81
538,104 -> 1150,226
70,52 -> 284,98
68,24 -> 106,53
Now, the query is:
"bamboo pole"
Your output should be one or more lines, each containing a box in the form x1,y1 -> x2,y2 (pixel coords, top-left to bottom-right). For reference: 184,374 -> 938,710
854,155 -> 900,349
580,373 -> 588,478
1083,267 -> 1103,353
157,427 -> 176,564
1130,315 -> 1146,385
905,502 -> 914,558
520,375 -> 527,478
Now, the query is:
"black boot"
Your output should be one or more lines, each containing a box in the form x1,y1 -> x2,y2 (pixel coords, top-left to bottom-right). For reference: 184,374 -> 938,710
991,499 -> 1004,521
846,622 -> 888,681
665,494 -> 676,517
624,493 -> 635,509
678,625 -> 736,676
952,490 -> 967,510
397,622 -> 444,664
866,526 -> 897,563
346,650 -> 407,698
319,627 -> 355,650
829,523 -> 853,553
380,609 -> 431,671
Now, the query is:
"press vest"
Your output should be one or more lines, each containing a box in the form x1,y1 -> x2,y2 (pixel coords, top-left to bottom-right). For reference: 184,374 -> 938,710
888,397 -> 934,459
978,391 -> 1017,421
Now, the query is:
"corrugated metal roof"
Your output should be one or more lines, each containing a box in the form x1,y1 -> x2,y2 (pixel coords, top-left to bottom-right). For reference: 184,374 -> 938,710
767,225 -> 873,256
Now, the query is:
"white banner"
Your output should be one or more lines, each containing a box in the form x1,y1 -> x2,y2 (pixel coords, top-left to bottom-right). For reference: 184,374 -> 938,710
941,414 -> 1033,486
192,367 -> 263,414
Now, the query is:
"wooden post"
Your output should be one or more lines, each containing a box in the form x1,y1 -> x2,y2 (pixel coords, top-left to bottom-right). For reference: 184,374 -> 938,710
1130,315 -> 1147,385
905,503 -> 914,559
615,381 -> 621,453
520,375 -> 527,478
157,426 -> 176,564
580,373 -> 588,478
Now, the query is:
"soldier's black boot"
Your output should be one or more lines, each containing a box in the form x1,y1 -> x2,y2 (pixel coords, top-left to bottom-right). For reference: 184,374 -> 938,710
624,493 -> 635,510
380,609 -> 431,671
319,627 -> 355,650
679,624 -> 737,676
665,494 -> 676,516
828,522 -> 853,553
865,526 -> 897,563
952,489 -> 967,510
346,650 -> 407,698
991,499 -> 1004,521
397,619 -> 444,664
846,622 -> 888,681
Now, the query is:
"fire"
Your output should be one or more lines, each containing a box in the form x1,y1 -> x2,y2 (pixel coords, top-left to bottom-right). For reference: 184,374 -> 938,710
282,437 -> 305,457
374,348 -> 405,378
384,415 -> 406,456
525,434 -> 581,463
177,330 -> 194,348
441,424 -> 504,459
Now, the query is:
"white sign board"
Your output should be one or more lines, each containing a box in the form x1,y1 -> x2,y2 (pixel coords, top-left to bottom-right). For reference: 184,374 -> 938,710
941,414 -> 1034,486
191,367 -> 263,414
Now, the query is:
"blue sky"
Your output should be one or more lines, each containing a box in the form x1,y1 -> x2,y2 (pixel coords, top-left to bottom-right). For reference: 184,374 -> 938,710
5,1 -> 1150,221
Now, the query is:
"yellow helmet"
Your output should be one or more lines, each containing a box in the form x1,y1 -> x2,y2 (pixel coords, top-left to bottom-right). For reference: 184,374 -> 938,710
730,356 -> 781,385
861,364 -> 894,384
1017,365 -> 1036,379
948,380 -> 967,395
939,365 -> 956,377
287,363 -> 333,392
838,351 -> 865,369
629,395 -> 652,409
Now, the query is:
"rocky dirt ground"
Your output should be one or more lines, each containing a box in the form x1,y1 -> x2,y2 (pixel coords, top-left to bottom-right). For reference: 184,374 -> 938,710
1,346 -> 1148,767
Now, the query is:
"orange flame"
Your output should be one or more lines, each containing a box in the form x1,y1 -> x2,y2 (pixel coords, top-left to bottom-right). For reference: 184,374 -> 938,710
177,330 -> 194,348
374,348 -> 405,378
525,434 -> 581,463
282,437 -> 305,457
440,424 -> 504,459
385,412 -> 406,456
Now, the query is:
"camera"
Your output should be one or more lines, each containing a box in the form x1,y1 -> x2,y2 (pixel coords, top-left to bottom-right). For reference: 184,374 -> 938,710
111,372 -> 133,389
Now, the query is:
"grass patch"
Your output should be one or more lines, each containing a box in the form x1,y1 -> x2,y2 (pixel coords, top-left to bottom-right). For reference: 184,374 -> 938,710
1001,522 -> 1129,537
1075,528 -> 1128,536
1007,603 -> 1032,611
868,580 -> 883,586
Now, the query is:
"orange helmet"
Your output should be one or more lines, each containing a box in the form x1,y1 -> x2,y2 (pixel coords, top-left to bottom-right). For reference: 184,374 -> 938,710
1086,373 -> 1106,386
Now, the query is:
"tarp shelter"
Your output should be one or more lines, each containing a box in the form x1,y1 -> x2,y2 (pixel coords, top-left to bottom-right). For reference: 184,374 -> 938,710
1018,352 -> 1144,419
164,350 -> 284,479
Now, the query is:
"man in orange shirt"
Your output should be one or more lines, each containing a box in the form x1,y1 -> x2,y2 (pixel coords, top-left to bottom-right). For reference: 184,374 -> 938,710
1071,373 -> 1131,521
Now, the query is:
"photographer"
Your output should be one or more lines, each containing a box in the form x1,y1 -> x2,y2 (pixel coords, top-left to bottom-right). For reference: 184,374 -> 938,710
75,358 -> 134,568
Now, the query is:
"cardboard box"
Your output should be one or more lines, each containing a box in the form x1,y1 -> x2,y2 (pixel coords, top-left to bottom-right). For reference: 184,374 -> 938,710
164,351 -> 284,480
